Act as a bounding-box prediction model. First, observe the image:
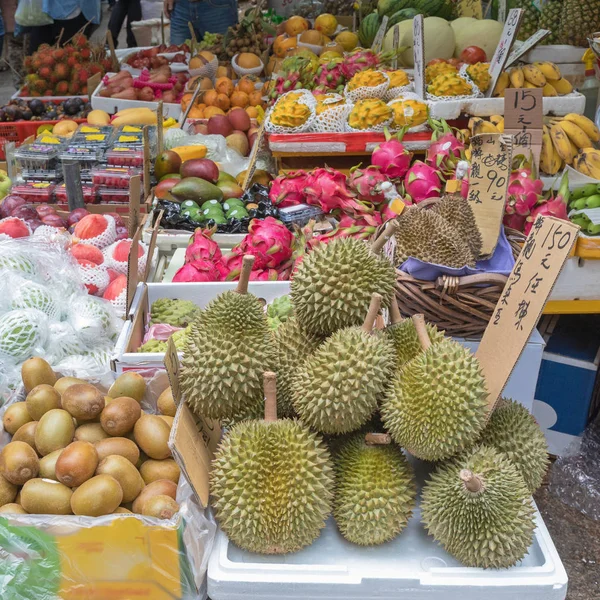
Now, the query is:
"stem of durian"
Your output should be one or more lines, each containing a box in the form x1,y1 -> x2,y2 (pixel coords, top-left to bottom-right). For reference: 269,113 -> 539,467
263,371 -> 277,422
412,314 -> 432,351
236,255 -> 255,294
389,295 -> 403,325
365,432 -> 392,446
362,293 -> 382,333
371,219 -> 399,254
459,469 -> 484,493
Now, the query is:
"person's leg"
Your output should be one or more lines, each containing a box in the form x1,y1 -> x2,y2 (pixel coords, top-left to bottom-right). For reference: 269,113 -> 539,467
28,24 -> 53,54
125,0 -> 142,48
108,0 -> 130,48
194,0 -> 237,40
168,0 -> 191,45
52,13 -> 90,45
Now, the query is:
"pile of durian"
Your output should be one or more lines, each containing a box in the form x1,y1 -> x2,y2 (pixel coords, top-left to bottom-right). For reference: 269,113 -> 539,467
178,232 -> 549,568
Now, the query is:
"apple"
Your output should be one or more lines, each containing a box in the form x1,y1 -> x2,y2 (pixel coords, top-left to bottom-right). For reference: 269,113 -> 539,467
191,123 -> 208,135
160,173 -> 181,182
0,171 -> 12,201
0,195 -> 26,218
154,178 -> 180,200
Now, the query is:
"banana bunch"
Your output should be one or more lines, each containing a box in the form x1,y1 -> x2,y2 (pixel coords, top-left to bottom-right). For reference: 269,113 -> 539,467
468,115 -> 504,135
542,114 -> 600,176
493,62 -> 573,97
569,183 -> 600,235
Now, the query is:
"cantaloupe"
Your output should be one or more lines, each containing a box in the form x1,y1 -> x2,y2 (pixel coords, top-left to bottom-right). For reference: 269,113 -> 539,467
451,18 -> 504,60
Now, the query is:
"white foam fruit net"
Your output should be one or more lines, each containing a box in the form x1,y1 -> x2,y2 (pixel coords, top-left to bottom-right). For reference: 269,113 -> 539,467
189,56 -> 219,80
265,89 -> 317,134
9,277 -> 62,321
385,83 -> 415,102
344,72 -> 390,104
78,263 -> 110,296
75,215 -> 117,249
103,239 -> 149,276
0,309 -> 48,362
426,67 -> 482,102
231,53 -> 264,77
313,100 -> 353,133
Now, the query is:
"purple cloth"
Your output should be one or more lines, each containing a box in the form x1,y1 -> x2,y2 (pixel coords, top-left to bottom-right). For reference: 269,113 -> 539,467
399,227 -> 515,281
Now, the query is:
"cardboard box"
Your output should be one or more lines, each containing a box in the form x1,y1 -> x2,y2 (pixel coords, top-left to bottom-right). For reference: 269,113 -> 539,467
533,315 -> 600,456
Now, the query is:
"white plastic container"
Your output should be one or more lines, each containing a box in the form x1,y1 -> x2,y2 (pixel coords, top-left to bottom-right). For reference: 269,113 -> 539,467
142,227 -> 246,252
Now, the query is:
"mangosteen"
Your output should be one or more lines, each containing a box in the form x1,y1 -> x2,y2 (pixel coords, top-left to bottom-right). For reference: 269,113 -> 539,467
0,109 -> 6,122
29,99 -> 45,116
63,98 -> 79,115
45,109 -> 57,120
4,106 -> 17,121
21,109 -> 32,121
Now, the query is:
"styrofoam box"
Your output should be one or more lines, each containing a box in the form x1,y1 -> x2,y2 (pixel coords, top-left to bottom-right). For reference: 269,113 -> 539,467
208,459 -> 567,600
522,45 -> 586,64
549,256 -> 600,301
142,227 -> 245,252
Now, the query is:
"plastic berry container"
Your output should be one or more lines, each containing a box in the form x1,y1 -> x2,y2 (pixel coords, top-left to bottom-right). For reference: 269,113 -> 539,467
106,147 -> 144,167
70,126 -> 114,149
59,147 -> 102,180
94,187 -> 130,204
14,144 -> 61,180
10,182 -> 56,203
91,166 -> 142,189
76,125 -> 114,136
54,183 -> 96,204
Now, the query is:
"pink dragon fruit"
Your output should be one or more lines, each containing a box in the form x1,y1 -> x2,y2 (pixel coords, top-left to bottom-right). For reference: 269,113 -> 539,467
268,170 -> 308,207
184,227 -> 221,264
249,268 -> 279,281
347,165 -> 388,204
314,60 -> 346,92
404,161 -> 443,203
372,130 -> 413,179
523,172 -> 570,235
503,167 -> 544,231
173,259 -> 223,282
305,167 -> 373,216
426,118 -> 465,176
341,49 -> 380,79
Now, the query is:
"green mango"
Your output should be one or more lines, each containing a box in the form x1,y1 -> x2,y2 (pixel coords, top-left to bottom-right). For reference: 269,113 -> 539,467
171,177 -> 223,203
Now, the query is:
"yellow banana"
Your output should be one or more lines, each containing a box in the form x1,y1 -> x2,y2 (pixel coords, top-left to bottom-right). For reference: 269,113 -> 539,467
493,71 -> 510,96
490,115 -> 504,127
559,119 -> 594,149
542,82 -> 558,97
578,149 -> 600,179
469,117 -> 500,135
533,61 -> 561,81
562,113 -> 600,142
523,81 -> 539,88
540,125 -> 563,175
574,153 -> 594,178
522,64 -> 546,86
548,77 -> 573,95
508,66 -> 524,88
550,122 -> 576,164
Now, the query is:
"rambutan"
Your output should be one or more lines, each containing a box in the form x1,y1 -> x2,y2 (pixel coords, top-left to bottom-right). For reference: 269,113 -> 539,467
102,58 -> 112,71
31,58 -> 42,71
52,48 -> 66,61
40,53 -> 55,68
55,81 -> 69,95
76,68 -> 90,84
81,85 -> 88,95
43,89 -> 53,96
71,33 -> 89,48
33,79 -> 47,93
88,62 -> 103,75
38,43 -> 51,52
68,81 -> 81,95
53,63 -> 70,80
23,56 -> 33,72
79,48 -> 91,60
67,53 -> 80,68
39,66 -> 52,80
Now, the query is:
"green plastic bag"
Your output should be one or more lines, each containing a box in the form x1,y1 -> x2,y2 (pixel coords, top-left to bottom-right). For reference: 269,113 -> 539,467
15,0 -> 54,27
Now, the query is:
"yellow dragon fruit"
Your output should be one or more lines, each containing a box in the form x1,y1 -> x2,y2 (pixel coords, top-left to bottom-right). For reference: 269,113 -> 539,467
390,98 -> 429,128
347,69 -> 387,91
466,62 -> 491,92
428,73 -> 473,97
387,70 -> 410,88
425,62 -> 458,84
314,94 -> 345,115
348,99 -> 392,130
271,99 -> 311,128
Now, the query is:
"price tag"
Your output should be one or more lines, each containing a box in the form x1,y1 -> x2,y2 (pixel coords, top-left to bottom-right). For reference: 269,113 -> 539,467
486,8 -> 525,98
371,16 -> 389,53
466,133 -> 513,257
506,30 -> 552,67
476,216 -> 580,414
457,0 -> 483,19
504,88 -> 544,170
498,0 -> 507,23
412,15 -> 426,99
391,26 -> 400,70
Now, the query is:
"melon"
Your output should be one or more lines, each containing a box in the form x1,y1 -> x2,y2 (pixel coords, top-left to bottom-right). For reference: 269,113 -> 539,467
450,18 -> 504,60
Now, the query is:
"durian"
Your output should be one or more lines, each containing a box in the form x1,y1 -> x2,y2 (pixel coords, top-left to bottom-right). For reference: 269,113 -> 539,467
272,316 -> 323,418
292,294 -> 395,435
394,207 -> 476,268
431,194 -> 483,260
291,224 -> 397,336
210,372 -> 334,554
150,298 -> 201,327
333,432 -> 416,545
421,445 -> 536,569
381,315 -> 488,461
480,398 -> 549,493
180,256 -> 275,420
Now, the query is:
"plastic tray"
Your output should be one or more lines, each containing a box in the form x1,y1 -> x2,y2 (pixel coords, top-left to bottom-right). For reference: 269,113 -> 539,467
92,166 -> 142,188
10,182 -> 56,203
54,183 -> 96,204
106,147 -> 144,167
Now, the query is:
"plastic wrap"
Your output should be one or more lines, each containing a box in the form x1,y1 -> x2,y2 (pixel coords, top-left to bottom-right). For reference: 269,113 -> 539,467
549,417 -> 600,520
0,371 -> 217,599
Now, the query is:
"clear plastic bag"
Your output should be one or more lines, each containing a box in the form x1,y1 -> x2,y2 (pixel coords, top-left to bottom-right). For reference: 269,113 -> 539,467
15,0 -> 53,26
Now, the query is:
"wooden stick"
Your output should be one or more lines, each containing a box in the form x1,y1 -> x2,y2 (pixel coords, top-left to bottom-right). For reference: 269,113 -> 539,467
188,22 -> 198,49
362,293 -> 382,333
389,295 -> 402,325
264,372 -> 277,422
55,28 -> 65,48
412,314 -> 431,351
371,219 -> 399,254
160,13 -> 166,47
106,30 -> 119,72
460,469 -> 483,493
181,79 -> 204,124
365,433 -> 391,445
236,255 -> 255,294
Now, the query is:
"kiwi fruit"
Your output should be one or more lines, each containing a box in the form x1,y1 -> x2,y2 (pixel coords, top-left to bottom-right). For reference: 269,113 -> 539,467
35,409 -> 75,456
54,376 -> 86,395
100,397 -> 141,436
75,422 -> 110,444
113,506 -> 132,514
96,455 -> 144,503
55,441 -> 99,487
142,494 -> 179,519
158,415 -> 174,428
94,437 -> 140,465
3,402 -> 33,435
139,459 -> 181,485
133,415 -> 171,460
0,441 -> 39,485
0,503 -> 27,514
71,474 -> 123,516
21,357 -> 57,393
25,384 -> 62,421
61,384 -> 105,422
157,387 -> 176,417
39,449 -> 62,480
108,372 -> 146,403
0,474 -> 18,506
21,479 -> 73,515
12,421 -> 38,451
132,479 -> 177,514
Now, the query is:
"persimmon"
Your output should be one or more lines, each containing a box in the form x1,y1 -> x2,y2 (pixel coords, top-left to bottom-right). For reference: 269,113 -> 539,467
215,77 -> 234,96
230,91 -> 249,108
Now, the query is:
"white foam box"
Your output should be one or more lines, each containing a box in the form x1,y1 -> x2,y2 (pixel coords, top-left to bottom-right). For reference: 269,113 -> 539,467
142,226 -> 245,252
208,459 -> 567,600
548,256 -> 600,301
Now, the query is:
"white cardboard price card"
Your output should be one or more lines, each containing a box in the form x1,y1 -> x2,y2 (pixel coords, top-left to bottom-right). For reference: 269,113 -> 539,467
371,16 -> 389,53
498,0 -> 507,22
486,8 -> 525,98
413,15 -> 426,99
476,216 -> 579,414
506,30 -> 552,66
467,133 -> 513,257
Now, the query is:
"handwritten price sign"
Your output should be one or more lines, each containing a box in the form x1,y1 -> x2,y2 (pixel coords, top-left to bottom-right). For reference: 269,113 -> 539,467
504,88 -> 543,169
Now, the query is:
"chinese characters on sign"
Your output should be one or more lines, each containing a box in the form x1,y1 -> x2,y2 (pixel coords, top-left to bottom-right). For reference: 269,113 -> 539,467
506,30 -> 551,67
467,133 -> 513,256
475,216 -> 579,413
504,87 -> 543,170
486,8 -> 525,98
413,15 -> 426,99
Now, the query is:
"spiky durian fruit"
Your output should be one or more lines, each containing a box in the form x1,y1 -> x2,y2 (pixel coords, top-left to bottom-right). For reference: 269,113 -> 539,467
180,257 -> 275,420
381,315 -> 488,461
292,294 -> 395,435
480,398 -> 549,493
421,445 -> 536,568
272,316 -> 323,418
291,233 -> 397,337
431,195 -> 483,260
210,373 -> 334,554
150,298 -> 201,327
333,433 -> 416,545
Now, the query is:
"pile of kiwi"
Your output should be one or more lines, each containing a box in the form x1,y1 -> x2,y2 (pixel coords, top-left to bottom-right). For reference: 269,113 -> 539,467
0,357 -> 180,519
